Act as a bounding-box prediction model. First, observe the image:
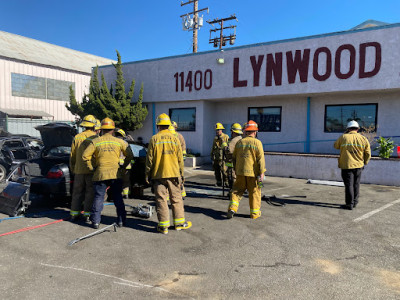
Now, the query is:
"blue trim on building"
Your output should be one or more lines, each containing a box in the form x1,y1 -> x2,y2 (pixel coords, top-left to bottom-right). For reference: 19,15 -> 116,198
152,102 -> 156,135
305,97 -> 311,153
98,22 -> 400,69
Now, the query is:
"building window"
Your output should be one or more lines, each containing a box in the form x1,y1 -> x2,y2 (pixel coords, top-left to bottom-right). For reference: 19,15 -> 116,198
11,73 -> 74,101
12,73 -> 46,99
325,104 -> 377,133
169,108 -> 196,131
248,107 -> 281,132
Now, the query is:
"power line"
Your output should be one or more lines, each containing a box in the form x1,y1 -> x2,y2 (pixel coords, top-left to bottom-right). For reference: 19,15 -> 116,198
180,0 -> 209,53
207,14 -> 238,50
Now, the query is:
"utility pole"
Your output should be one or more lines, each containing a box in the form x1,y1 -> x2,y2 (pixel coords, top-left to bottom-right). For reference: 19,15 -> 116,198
207,15 -> 238,50
180,0 -> 209,53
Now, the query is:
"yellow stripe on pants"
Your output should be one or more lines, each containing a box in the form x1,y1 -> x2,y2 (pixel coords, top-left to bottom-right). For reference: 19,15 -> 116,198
229,175 -> 261,217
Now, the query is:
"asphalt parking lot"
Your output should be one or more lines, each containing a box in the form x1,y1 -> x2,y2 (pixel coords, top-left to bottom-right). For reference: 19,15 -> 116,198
1,167 -> 400,300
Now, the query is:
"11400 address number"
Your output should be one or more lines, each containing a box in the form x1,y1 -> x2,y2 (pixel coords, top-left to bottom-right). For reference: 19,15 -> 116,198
174,69 -> 212,92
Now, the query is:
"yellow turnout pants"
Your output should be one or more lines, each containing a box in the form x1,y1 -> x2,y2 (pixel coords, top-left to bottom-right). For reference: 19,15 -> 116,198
228,175 -> 261,218
153,178 -> 186,228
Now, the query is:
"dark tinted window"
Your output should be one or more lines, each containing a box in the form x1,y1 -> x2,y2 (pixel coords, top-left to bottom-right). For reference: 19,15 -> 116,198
248,107 -> 281,132
325,104 -> 377,132
169,108 -> 196,131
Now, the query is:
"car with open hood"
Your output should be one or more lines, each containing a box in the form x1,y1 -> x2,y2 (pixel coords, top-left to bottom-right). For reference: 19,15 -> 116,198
25,122 -> 148,199
26,123 -> 77,198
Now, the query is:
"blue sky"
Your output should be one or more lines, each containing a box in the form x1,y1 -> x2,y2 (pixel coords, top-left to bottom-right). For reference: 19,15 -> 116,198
0,0 -> 399,63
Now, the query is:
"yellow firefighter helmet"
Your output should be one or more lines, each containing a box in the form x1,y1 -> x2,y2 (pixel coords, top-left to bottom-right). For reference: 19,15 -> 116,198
215,123 -> 225,130
100,117 -> 115,130
231,123 -> 243,134
156,113 -> 172,126
80,115 -> 96,128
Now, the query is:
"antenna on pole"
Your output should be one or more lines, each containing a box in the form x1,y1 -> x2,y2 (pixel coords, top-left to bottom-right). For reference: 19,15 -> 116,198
207,14 -> 238,50
180,0 -> 209,53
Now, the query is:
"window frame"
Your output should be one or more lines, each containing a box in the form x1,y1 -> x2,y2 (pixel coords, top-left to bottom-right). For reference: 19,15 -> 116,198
324,103 -> 378,133
169,107 -> 196,132
247,106 -> 282,132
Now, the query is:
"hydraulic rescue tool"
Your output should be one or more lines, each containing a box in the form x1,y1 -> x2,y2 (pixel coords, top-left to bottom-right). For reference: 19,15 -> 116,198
68,223 -> 118,246
125,204 -> 153,218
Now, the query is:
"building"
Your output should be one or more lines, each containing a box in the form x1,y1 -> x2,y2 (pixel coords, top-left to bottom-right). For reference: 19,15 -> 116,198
99,20 -> 400,157
0,30 -> 116,136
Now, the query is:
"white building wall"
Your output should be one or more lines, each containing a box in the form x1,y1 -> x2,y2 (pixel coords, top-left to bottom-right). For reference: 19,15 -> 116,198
0,58 -> 90,121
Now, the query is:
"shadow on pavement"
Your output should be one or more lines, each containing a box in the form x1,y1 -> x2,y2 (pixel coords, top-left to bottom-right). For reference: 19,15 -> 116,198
184,204 -> 227,220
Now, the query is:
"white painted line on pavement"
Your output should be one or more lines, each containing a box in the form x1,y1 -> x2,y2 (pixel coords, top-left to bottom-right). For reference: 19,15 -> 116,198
40,263 -> 183,297
353,198 -> 400,223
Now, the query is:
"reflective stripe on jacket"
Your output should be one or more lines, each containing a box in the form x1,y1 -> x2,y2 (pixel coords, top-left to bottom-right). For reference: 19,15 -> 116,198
145,129 -> 184,179
82,132 -> 134,181
233,136 -> 266,177
334,131 -> 371,169
70,130 -> 97,174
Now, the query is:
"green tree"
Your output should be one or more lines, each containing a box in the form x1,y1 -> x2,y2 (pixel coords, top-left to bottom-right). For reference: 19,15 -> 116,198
66,51 -> 148,130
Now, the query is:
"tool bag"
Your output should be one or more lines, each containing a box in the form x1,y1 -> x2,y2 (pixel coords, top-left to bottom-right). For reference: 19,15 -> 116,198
0,163 -> 31,217
0,181 -> 30,216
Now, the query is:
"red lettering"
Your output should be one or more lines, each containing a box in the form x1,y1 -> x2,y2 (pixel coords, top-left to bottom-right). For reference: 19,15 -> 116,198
335,44 -> 356,79
313,47 -> 332,81
250,55 -> 264,87
233,57 -> 248,88
359,42 -> 381,78
286,49 -> 310,84
266,53 -> 282,86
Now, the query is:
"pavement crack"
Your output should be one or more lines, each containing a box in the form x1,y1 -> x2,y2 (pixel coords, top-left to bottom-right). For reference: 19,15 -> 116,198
335,255 -> 364,261
249,262 -> 301,268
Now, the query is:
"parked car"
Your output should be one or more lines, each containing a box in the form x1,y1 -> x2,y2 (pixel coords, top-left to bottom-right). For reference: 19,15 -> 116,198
0,136 -> 43,182
26,122 -> 147,199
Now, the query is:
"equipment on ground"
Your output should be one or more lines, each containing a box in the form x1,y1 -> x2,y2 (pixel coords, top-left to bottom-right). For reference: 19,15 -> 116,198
215,123 -> 225,130
307,179 -> 344,187
68,223 -> 118,246
0,163 -> 31,217
80,115 -> 96,128
100,117 -> 115,129
156,113 -> 172,126
126,204 -> 153,218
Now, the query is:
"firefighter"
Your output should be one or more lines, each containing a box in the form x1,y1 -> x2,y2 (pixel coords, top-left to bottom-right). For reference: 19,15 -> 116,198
94,119 -> 101,135
225,123 -> 243,191
145,113 -> 191,234
334,120 -> 371,210
172,121 -> 187,158
211,123 -> 229,187
228,120 -> 266,219
115,128 -> 133,198
69,114 -> 98,222
82,118 -> 134,229
169,124 -> 186,199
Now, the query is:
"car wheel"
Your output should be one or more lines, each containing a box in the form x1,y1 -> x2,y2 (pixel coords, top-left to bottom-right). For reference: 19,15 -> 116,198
0,164 -> 7,182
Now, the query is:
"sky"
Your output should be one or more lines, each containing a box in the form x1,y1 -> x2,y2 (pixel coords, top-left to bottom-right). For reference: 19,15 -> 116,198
0,0 -> 399,63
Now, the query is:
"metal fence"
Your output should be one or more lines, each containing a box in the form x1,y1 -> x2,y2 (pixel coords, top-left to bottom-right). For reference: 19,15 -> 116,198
0,118 -> 74,137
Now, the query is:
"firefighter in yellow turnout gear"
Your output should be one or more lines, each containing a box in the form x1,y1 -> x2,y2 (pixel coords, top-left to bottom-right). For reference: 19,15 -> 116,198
225,123 -> 243,191
82,118 -> 134,228
115,128 -> 133,198
211,123 -> 229,187
170,123 -> 186,199
69,114 -> 98,222
145,113 -> 192,234
228,120 -> 266,219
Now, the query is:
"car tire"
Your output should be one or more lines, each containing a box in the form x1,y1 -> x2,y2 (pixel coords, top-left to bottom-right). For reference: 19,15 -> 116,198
0,164 -> 7,182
